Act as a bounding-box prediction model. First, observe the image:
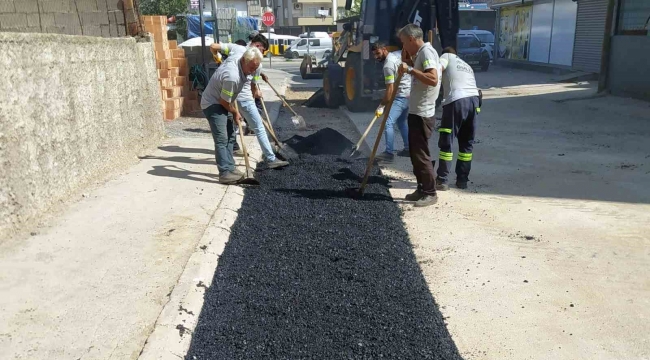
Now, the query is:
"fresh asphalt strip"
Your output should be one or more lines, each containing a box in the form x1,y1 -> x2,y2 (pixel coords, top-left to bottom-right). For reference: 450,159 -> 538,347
185,129 -> 463,359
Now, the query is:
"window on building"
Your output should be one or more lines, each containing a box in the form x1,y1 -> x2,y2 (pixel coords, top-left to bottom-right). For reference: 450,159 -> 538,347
303,6 -> 319,17
617,0 -> 650,35
303,6 -> 331,17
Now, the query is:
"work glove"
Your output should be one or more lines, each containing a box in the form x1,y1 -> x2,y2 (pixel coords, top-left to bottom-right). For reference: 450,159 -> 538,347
213,52 -> 222,64
375,106 -> 385,117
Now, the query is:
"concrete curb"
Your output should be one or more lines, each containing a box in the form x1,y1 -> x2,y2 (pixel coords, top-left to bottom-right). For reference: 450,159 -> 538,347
137,78 -> 289,360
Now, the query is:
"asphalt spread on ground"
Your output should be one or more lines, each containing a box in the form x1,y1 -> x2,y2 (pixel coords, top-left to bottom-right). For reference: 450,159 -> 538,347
186,129 -> 463,359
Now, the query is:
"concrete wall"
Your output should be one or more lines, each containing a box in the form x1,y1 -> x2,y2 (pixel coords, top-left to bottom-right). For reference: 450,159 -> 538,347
0,0 -> 127,37
609,36 -> 650,101
0,32 -> 164,242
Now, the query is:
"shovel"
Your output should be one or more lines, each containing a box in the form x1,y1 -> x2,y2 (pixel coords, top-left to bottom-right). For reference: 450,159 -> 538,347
264,79 -> 307,129
259,98 -> 298,160
234,103 -> 260,186
347,73 -> 403,198
349,114 -> 380,157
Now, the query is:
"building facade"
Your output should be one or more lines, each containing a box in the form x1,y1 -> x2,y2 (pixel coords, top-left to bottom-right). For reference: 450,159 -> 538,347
607,0 -> 650,99
268,0 -> 343,32
490,0 -> 605,70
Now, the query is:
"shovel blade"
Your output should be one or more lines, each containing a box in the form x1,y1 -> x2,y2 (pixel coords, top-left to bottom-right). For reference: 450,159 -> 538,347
237,178 -> 261,186
291,115 -> 307,129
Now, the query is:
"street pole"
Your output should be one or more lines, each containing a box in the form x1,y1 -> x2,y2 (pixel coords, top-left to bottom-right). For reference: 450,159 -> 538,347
199,0 -> 206,74
598,0 -> 616,93
210,0 -> 219,42
269,24 -> 272,69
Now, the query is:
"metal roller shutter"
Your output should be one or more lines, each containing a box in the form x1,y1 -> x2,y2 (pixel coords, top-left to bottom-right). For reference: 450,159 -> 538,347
572,0 -> 608,73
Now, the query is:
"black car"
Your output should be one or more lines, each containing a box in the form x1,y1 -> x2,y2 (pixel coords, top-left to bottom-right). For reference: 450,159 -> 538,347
456,35 -> 490,72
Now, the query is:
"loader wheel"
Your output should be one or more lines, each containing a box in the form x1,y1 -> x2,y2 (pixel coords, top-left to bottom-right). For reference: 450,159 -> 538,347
323,69 -> 343,108
344,52 -> 366,112
300,56 -> 309,78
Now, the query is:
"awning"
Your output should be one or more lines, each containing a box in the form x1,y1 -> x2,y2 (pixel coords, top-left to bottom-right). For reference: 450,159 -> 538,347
489,0 -> 533,9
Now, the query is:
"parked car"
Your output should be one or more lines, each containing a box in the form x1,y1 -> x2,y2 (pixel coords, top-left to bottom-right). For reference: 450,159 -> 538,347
460,29 -> 495,60
456,35 -> 490,71
283,37 -> 333,59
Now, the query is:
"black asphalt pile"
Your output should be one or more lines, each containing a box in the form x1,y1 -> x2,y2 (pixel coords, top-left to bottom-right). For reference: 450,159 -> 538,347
186,149 -> 462,359
284,127 -> 355,156
303,88 -> 327,108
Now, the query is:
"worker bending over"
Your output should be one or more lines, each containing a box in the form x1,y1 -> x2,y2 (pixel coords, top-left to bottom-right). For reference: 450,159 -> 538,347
398,24 -> 442,207
211,36 -> 289,169
372,42 -> 411,163
436,47 -> 481,190
201,47 -> 263,184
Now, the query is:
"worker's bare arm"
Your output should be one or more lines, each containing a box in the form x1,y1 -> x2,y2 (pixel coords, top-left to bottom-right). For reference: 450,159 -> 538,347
399,63 -> 438,87
218,99 -> 242,123
209,43 -> 221,54
381,83 -> 395,106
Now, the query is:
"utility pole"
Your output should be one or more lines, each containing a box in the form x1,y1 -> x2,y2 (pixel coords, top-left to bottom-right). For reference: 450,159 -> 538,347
199,0 -> 206,74
598,0 -> 616,93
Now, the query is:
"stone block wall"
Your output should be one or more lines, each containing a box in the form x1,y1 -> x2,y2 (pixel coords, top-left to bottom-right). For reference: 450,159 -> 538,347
0,0 -> 130,37
0,32 -> 164,242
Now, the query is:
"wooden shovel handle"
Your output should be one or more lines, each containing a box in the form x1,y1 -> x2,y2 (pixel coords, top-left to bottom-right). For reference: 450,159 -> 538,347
358,73 -> 404,195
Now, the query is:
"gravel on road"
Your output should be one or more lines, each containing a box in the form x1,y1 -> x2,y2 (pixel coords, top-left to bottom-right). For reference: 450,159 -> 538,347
185,128 -> 462,359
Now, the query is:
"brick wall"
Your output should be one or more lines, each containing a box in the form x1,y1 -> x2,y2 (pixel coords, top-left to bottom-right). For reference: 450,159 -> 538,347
0,0 -> 129,37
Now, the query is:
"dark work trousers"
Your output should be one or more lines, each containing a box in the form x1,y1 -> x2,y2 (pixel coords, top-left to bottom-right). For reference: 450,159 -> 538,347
408,114 -> 437,196
437,96 -> 479,184
203,104 -> 236,174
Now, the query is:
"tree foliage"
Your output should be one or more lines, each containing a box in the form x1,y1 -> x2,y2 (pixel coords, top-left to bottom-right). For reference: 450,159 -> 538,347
343,0 -> 362,18
138,0 -> 187,16
139,0 -> 188,40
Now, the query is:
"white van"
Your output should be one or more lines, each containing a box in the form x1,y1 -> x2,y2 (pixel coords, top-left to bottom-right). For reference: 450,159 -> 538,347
299,31 -> 330,39
284,37 -> 333,59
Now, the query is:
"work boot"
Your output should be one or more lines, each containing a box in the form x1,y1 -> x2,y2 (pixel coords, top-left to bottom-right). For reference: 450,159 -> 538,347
397,149 -> 410,157
267,159 -> 289,169
414,194 -> 438,207
375,152 -> 394,163
436,179 -> 449,191
219,171 -> 244,185
232,168 -> 245,177
405,189 -> 424,202
456,181 -> 468,189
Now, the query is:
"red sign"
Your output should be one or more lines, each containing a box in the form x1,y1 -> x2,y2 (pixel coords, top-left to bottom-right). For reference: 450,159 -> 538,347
262,12 -> 275,27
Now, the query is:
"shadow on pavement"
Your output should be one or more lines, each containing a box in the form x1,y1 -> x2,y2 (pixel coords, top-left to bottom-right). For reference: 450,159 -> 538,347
139,155 -> 214,166
146,165 -> 219,184
184,128 -> 211,134
186,154 -> 463,359
158,145 -> 214,155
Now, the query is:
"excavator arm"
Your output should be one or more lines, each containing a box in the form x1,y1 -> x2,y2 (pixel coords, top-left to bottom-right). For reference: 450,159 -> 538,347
314,0 -> 459,112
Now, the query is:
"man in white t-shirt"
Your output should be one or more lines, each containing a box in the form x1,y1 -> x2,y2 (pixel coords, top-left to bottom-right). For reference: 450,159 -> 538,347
436,47 -> 481,190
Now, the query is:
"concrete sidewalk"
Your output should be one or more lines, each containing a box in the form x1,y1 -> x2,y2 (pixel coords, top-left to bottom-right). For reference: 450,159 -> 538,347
344,66 -> 650,359
0,70 -> 289,360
